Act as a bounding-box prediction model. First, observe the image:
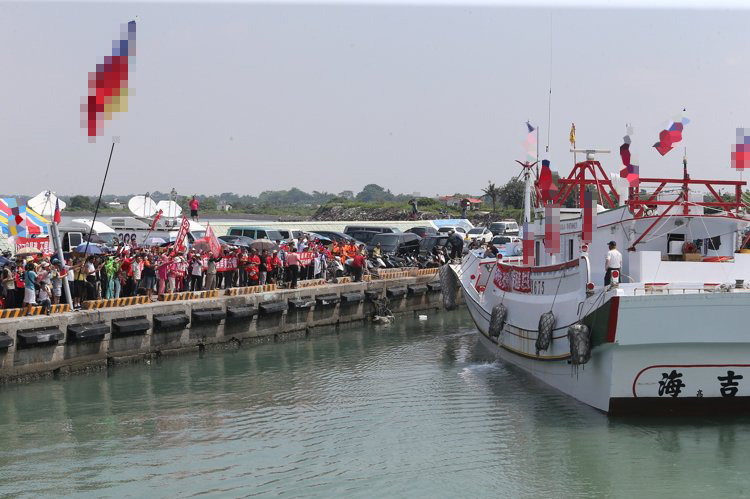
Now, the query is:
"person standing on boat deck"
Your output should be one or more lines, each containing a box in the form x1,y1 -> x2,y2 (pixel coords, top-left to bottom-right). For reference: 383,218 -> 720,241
604,241 -> 622,285
189,196 -> 200,222
448,230 -> 464,261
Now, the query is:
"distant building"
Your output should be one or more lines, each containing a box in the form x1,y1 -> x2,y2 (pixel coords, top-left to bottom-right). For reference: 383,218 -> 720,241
217,200 -> 232,212
438,196 -> 483,211
107,200 -> 123,209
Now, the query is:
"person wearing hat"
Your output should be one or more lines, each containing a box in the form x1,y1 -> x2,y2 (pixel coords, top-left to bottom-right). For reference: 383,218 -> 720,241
604,240 -> 622,285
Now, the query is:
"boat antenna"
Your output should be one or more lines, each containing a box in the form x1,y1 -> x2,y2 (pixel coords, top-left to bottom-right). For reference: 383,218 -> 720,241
544,11 -> 553,171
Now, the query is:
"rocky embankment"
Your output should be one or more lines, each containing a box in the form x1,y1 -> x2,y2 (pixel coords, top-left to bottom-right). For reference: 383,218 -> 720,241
312,205 -> 414,221
311,204 -> 516,225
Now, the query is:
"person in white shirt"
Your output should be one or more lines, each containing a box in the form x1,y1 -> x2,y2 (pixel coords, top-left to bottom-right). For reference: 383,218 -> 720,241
604,240 -> 623,285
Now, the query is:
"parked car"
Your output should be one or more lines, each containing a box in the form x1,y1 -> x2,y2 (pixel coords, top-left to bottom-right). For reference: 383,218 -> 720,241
344,225 -> 401,234
219,235 -> 254,247
227,226 -> 284,241
489,220 -> 520,236
437,226 -> 467,237
491,235 -> 522,256
305,232 -> 334,245
466,227 -> 493,243
276,229 -> 304,241
311,230 -> 360,244
366,233 -> 421,256
418,235 -> 450,256
407,226 -> 438,238
344,230 -> 380,245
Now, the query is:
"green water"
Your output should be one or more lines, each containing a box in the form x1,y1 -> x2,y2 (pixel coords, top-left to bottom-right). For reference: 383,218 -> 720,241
1,310 -> 749,498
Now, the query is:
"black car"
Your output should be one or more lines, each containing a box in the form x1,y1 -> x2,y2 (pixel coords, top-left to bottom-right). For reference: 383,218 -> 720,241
407,226 -> 438,238
419,235 -> 450,256
367,233 -> 421,256
345,230 -> 380,245
312,231 -> 359,244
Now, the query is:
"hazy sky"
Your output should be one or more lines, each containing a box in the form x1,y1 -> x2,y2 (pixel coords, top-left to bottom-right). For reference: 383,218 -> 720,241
3,1 -> 750,197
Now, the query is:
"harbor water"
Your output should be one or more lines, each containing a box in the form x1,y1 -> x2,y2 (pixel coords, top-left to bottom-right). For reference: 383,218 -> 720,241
1,310 -> 748,498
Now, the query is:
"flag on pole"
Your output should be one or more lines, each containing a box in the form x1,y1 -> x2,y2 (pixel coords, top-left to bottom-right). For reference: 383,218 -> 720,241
731,128 -> 750,170
54,199 -> 61,224
81,20 -> 137,142
150,209 -> 163,231
172,216 -> 191,255
620,126 -> 640,187
569,123 -> 576,146
653,110 -> 689,156
522,122 -> 537,162
205,223 -> 222,259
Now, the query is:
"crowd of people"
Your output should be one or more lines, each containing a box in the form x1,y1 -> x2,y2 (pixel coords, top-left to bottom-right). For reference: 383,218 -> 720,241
0,234 -> 377,313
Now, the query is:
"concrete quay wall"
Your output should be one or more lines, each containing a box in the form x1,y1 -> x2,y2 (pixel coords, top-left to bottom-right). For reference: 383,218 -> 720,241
0,275 -> 449,384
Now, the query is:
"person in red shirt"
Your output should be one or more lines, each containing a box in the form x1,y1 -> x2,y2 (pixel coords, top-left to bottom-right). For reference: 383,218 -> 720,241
269,250 -> 281,284
247,249 -> 261,285
120,252 -> 134,296
351,247 -> 366,282
189,196 -> 200,221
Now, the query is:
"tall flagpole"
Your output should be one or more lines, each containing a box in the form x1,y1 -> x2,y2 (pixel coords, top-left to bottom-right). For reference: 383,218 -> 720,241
82,142 -> 116,256
43,192 -> 72,307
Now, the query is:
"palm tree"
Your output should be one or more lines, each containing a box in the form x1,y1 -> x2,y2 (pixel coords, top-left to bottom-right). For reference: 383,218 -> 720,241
482,181 -> 501,213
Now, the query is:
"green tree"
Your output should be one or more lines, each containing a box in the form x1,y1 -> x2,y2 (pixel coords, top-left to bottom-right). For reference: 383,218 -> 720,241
355,184 -> 394,203
68,195 -> 93,211
200,196 -> 218,211
482,181 -> 501,213
499,178 -> 525,209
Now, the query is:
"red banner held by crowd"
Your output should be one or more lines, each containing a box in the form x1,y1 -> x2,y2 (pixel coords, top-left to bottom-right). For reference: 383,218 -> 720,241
15,236 -> 52,255
294,251 -> 315,266
172,216 -> 191,254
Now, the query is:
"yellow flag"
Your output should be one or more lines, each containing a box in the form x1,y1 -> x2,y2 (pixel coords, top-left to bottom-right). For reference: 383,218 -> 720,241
569,123 -> 576,146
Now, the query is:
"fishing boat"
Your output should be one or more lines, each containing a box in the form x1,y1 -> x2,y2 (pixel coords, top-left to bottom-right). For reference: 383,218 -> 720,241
452,148 -> 750,414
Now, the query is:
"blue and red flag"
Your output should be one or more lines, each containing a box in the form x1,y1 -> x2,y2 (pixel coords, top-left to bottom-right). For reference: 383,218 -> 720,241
654,111 -> 689,156
81,20 -> 136,141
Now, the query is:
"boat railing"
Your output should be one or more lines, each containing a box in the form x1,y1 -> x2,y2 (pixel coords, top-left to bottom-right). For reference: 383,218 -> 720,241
627,285 -> 747,295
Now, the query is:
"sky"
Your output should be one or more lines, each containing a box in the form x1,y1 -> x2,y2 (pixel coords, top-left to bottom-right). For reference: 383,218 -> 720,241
3,1 -> 750,198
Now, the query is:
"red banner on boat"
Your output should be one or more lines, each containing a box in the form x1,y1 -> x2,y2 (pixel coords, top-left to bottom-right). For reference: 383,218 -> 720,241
493,264 -> 531,293
15,236 -> 52,255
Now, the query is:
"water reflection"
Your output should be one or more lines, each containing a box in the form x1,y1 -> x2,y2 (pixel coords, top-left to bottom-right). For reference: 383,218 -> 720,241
0,310 -> 749,497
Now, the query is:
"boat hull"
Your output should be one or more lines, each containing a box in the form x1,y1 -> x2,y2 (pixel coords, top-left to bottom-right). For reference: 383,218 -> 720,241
461,259 -> 750,415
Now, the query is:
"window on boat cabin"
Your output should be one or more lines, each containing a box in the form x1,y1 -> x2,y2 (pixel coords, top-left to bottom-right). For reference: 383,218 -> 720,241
568,238 -> 574,261
534,240 -> 540,266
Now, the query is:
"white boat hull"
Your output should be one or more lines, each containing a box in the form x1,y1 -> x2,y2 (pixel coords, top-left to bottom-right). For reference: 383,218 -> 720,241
458,256 -> 750,415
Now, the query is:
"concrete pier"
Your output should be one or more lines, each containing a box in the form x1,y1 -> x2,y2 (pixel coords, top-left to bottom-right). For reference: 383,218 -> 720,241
0,274 -> 449,384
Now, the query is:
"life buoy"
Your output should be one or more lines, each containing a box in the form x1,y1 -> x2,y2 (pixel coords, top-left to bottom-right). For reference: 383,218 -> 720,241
682,241 -> 698,254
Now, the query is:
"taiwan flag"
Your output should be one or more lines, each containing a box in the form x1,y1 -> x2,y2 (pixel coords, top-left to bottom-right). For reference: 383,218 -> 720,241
54,199 -> 61,224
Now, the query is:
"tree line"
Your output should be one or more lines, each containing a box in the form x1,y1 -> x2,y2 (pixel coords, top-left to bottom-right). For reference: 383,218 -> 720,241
55,179 -> 527,213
